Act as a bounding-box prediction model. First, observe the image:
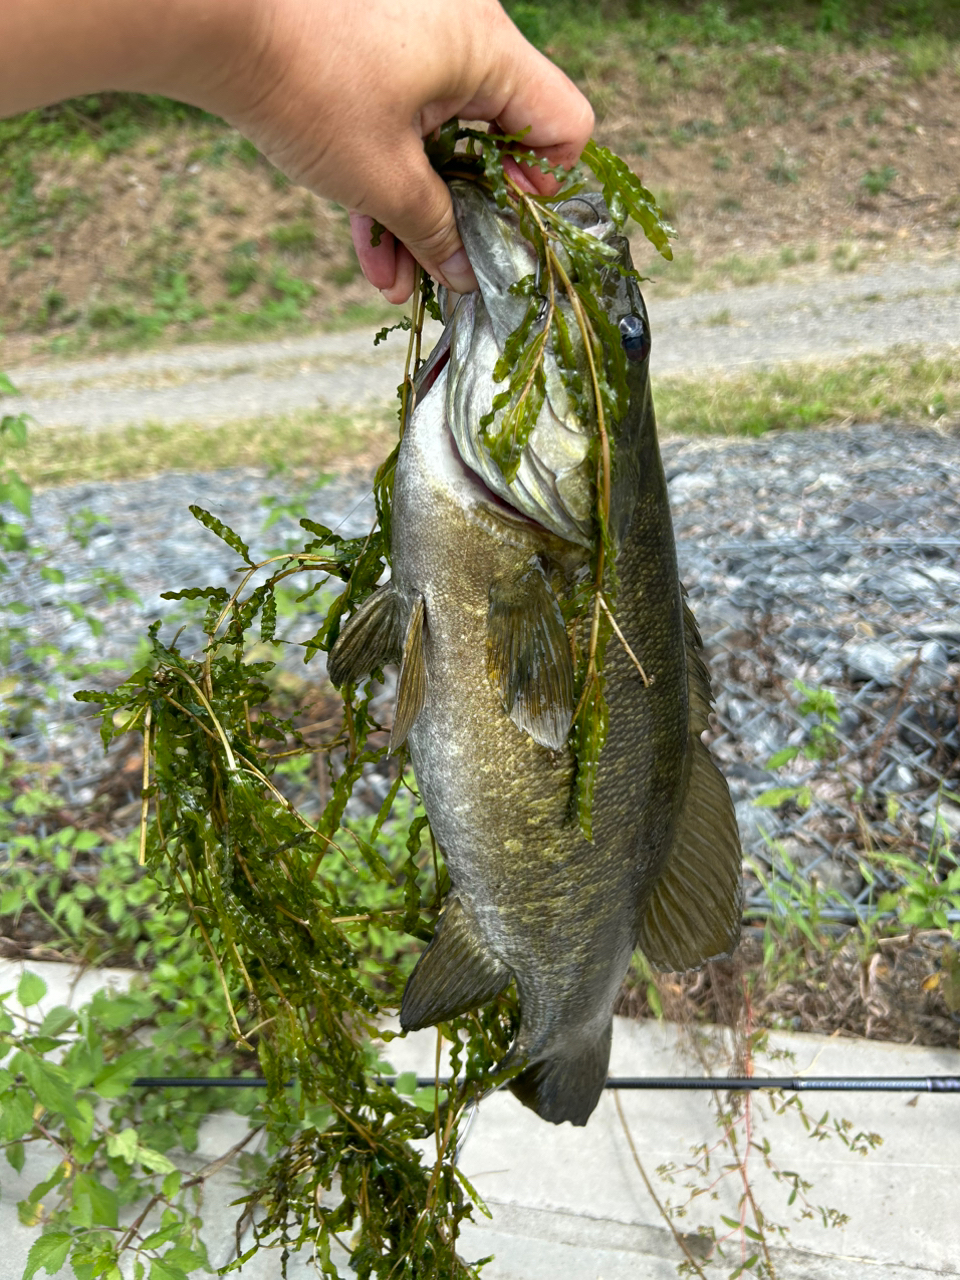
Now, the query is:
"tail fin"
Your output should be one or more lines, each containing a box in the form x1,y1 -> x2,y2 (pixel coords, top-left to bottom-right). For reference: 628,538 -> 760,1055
508,1021 -> 612,1127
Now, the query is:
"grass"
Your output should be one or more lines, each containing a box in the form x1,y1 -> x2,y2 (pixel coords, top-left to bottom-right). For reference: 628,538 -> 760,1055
508,1 -> 960,47
861,165 -> 899,195
12,407 -> 396,489
656,349 -> 960,436
26,293 -> 397,360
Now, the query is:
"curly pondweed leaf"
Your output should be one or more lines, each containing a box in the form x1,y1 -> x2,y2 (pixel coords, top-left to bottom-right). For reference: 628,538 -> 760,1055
373,316 -> 411,347
581,138 -> 675,258
187,505 -> 253,565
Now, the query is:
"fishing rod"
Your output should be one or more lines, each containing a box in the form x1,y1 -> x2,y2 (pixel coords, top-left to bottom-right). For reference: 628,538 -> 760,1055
132,1075 -> 960,1092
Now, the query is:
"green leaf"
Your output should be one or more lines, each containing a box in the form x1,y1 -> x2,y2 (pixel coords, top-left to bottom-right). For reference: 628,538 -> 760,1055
39,1006 -> 76,1037
6,1140 -> 25,1172
159,1246 -> 208,1272
140,1224 -> 185,1251
106,1128 -> 138,1164
1,413 -> 29,446
0,1088 -> 35,1141
17,971 -> 47,1007
1,472 -> 32,517
17,1053 -> 87,1131
74,1173 -> 120,1229
149,1259 -> 189,1280
23,1232 -> 72,1280
0,372 -> 20,396
137,1144 -> 177,1174
94,1055 -> 148,1099
754,786 -> 802,809
394,1071 -> 417,1097
187,506 -> 252,565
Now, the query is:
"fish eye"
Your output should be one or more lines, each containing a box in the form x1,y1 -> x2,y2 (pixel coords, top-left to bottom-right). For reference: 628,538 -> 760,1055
619,314 -> 651,364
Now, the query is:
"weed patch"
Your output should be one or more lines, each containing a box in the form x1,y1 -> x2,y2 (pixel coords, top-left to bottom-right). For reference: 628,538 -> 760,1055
861,164 -> 898,195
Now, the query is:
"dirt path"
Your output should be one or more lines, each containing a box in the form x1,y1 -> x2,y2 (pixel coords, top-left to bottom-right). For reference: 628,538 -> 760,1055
3,256 -> 960,432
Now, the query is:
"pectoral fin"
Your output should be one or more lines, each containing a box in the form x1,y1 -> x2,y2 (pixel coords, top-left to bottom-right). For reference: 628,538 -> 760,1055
639,737 -> 743,971
327,584 -> 404,688
400,897 -> 511,1030
487,561 -> 574,751
390,593 -> 426,753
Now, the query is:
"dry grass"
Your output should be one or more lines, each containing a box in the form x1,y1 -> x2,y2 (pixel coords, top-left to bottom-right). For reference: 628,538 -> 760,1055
616,931 -> 960,1049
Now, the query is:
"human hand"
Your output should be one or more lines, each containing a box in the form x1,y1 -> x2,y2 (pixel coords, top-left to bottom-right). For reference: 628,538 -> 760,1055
2,0 -> 593,305
215,0 -> 594,303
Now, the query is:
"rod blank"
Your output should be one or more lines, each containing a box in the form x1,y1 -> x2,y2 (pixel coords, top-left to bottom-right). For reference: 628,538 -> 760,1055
131,1075 -> 960,1092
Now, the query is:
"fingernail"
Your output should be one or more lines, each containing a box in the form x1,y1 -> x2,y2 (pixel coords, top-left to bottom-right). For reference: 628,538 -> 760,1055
438,249 -> 477,294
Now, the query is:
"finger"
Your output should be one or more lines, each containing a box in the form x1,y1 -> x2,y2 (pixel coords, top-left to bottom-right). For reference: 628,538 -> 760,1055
350,213 -> 397,292
491,50 -> 594,174
365,134 -> 478,294
381,243 -> 418,305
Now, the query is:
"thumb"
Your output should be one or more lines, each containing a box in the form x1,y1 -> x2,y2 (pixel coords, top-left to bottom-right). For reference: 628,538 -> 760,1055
361,133 -> 478,294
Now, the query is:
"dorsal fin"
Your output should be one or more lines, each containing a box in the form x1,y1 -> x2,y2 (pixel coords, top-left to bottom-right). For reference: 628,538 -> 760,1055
390,593 -> 427,753
327,584 -> 404,688
637,597 -> 742,972
638,739 -> 743,971
487,560 -> 574,751
683,596 -> 713,735
400,897 -> 511,1031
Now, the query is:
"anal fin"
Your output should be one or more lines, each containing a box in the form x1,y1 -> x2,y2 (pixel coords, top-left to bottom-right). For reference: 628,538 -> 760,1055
328,583 -> 404,688
400,897 -> 511,1031
639,736 -> 743,972
487,559 -> 574,751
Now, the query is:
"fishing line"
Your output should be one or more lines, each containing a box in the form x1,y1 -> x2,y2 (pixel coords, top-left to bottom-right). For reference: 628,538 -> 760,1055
130,1075 -> 960,1092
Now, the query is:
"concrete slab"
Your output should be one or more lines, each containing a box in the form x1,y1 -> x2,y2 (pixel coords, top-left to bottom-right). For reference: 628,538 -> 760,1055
384,1017 -> 960,1279
4,958 -> 958,1278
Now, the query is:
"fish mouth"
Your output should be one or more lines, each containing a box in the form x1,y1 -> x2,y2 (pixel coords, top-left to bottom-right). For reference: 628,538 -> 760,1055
414,310 -> 539,530
412,316 -> 453,402
444,185 -> 596,548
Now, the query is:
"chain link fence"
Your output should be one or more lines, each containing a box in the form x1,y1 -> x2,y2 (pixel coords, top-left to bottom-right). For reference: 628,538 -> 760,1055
669,423 -> 960,926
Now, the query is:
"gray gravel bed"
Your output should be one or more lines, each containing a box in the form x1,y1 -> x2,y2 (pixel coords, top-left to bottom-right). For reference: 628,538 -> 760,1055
2,422 -> 959,919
